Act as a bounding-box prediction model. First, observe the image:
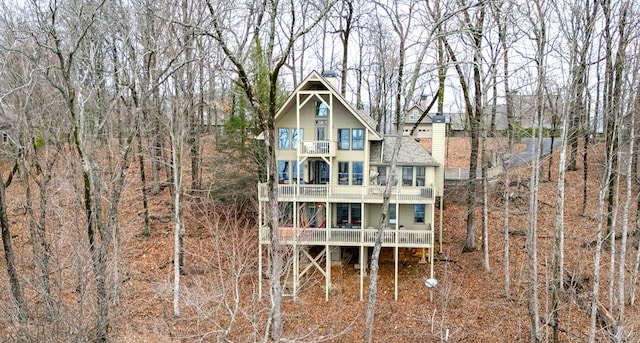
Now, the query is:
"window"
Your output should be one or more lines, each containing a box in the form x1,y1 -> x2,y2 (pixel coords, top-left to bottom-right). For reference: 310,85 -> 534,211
338,162 -> 349,185
337,203 -> 349,226
352,162 -> 363,185
316,101 -> 328,116
338,129 -> 350,150
414,204 -> 425,223
278,160 -> 289,182
292,162 -> 304,184
278,128 -> 290,149
336,203 -> 361,228
352,129 -> 364,150
351,204 -> 361,227
402,166 -> 413,186
416,167 -> 425,186
291,129 -> 303,150
316,127 -> 326,141
412,109 -> 419,120
389,204 -> 397,225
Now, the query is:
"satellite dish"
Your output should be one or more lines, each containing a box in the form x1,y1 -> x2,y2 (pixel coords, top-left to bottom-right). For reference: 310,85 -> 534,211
424,278 -> 438,288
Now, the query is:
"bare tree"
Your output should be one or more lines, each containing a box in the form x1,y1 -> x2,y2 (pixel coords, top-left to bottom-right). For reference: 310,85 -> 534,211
0,166 -> 25,323
364,1 -> 433,340
431,0 -> 486,253
490,0 -> 515,299
524,0 -> 549,340
203,1 -> 331,339
26,1 -> 137,340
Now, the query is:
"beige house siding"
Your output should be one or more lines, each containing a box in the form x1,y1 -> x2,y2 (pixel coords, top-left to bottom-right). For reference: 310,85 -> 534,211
258,71 -> 443,301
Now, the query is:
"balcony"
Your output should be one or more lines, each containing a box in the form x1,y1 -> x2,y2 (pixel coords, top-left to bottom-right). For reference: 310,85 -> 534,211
299,140 -> 336,157
258,183 -> 435,204
259,226 -> 433,249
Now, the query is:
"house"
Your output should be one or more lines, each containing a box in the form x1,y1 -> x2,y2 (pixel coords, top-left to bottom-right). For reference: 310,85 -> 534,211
402,95 -> 434,138
430,93 -> 560,136
257,71 -> 446,301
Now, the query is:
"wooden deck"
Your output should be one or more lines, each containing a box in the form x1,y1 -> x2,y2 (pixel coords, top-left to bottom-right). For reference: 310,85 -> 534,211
259,226 -> 433,248
258,183 -> 435,204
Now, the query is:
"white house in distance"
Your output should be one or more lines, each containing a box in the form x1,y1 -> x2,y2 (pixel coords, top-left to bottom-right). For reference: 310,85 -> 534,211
257,71 -> 446,301
403,92 -> 560,137
402,95 -> 435,138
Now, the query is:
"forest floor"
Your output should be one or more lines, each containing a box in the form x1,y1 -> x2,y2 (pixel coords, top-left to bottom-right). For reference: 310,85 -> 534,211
1,136 -> 639,342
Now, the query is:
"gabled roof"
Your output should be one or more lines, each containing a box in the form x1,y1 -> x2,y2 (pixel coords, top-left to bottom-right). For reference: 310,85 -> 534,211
274,71 -> 382,141
369,136 -> 439,166
404,112 -> 433,125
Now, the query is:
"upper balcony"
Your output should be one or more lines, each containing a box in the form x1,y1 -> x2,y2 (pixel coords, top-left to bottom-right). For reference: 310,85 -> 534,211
298,140 -> 337,157
258,183 -> 435,204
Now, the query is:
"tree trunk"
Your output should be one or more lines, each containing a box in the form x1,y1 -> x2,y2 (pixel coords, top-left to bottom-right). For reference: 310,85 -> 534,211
614,97 -> 634,342
0,169 -> 26,322
136,134 -> 151,238
365,135 -> 401,343
492,0 -> 513,299
552,100 -> 570,343
481,132 -> 489,271
526,2 -> 546,340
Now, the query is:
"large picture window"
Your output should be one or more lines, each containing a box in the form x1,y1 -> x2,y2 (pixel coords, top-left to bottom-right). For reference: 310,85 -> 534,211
316,101 -> 328,116
352,129 -> 364,150
352,162 -> 363,185
291,129 -> 303,150
338,129 -> 350,150
278,128 -> 290,149
278,160 -> 289,182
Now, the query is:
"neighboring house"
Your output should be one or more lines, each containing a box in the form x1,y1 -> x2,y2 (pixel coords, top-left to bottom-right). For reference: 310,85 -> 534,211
403,107 -> 466,137
257,71 -> 446,300
441,93 -> 560,135
510,93 -> 560,130
402,95 -> 434,138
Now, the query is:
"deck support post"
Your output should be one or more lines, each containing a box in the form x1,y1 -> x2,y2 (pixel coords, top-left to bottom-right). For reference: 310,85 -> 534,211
439,196 -> 443,254
293,244 -> 298,297
325,244 -> 330,301
359,246 -> 365,301
258,243 -> 262,297
394,246 -> 398,301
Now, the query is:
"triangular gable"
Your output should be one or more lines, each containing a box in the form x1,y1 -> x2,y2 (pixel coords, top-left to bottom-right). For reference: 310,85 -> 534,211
273,71 -> 382,141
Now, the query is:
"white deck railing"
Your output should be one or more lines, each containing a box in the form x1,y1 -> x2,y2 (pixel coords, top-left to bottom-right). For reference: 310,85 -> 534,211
259,226 -> 433,249
258,183 -> 435,202
299,141 -> 336,157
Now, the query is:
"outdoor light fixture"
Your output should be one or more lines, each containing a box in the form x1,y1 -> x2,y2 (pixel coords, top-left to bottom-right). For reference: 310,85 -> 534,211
424,278 -> 438,289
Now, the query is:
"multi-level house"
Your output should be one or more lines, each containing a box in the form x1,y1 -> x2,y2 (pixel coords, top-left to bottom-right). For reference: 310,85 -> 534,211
258,71 -> 446,301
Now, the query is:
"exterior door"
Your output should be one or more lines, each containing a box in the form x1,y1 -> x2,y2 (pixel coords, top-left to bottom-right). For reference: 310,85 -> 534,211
312,160 -> 329,184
